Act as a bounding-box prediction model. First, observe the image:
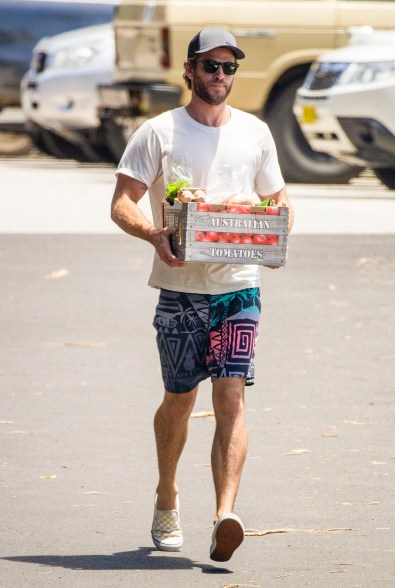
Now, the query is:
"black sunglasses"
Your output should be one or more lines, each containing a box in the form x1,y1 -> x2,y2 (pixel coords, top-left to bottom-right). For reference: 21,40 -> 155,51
195,59 -> 239,76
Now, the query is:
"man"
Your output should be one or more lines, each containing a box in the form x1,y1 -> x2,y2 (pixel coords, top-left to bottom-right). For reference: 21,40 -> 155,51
111,28 -> 294,562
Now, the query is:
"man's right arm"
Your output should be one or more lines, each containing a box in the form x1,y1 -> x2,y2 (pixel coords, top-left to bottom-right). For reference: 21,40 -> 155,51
111,173 -> 184,267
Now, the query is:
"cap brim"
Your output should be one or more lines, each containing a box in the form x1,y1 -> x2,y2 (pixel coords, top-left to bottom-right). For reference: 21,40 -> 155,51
194,44 -> 245,59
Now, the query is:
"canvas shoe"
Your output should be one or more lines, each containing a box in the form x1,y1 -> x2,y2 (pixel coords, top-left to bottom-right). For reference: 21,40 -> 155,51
151,494 -> 183,552
209,513 -> 244,562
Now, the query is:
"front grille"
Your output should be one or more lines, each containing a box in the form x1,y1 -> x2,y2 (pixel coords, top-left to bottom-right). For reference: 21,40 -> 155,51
304,62 -> 348,91
32,51 -> 48,74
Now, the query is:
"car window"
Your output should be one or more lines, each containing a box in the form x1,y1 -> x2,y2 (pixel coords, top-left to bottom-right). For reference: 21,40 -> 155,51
0,1 -> 115,105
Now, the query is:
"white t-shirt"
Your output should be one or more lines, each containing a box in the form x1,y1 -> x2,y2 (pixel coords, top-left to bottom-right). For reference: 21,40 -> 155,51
117,106 -> 285,294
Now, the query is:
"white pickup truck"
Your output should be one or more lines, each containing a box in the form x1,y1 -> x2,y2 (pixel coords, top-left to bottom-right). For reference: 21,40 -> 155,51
294,29 -> 395,189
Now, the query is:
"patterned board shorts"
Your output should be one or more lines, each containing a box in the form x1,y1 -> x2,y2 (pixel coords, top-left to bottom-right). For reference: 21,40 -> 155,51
153,287 -> 261,394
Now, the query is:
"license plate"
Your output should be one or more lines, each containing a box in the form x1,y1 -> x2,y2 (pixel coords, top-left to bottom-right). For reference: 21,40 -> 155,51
302,105 -> 317,124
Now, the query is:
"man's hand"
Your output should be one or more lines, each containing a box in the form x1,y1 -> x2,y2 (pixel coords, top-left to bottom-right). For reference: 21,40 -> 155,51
258,186 -> 294,234
149,226 -> 185,267
111,174 -> 185,268
258,187 -> 292,270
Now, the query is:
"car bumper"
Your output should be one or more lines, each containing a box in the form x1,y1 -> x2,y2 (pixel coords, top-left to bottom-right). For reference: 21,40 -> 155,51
98,81 -> 182,117
294,83 -> 395,167
21,69 -> 113,131
293,97 -> 360,161
337,117 -> 395,167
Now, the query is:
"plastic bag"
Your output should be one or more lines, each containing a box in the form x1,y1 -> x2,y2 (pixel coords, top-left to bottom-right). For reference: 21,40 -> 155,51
163,156 -> 193,203
205,162 -> 259,205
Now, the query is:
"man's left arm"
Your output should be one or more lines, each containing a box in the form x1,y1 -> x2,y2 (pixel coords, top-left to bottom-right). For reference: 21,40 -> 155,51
258,186 -> 294,232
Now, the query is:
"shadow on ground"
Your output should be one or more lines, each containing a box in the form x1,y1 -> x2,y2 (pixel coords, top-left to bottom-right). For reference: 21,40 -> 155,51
2,547 -> 232,575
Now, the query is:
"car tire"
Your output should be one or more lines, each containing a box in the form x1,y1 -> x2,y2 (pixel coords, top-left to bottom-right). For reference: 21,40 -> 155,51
77,140 -> 107,164
264,77 -> 361,184
87,143 -> 117,165
373,168 -> 395,190
39,129 -> 89,162
27,122 -> 57,157
103,114 -> 147,162
80,127 -> 118,164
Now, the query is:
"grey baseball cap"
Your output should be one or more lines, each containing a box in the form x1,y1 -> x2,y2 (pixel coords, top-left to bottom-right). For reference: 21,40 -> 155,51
187,28 -> 245,60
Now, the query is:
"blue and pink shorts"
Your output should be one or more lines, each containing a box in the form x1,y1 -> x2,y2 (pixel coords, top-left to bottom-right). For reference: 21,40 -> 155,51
153,287 -> 261,394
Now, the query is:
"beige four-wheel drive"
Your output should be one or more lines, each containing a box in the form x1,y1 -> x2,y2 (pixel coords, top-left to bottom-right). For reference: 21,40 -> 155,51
99,0 -> 395,183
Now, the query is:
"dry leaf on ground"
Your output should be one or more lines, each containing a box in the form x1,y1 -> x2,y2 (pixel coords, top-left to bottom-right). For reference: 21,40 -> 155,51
245,528 -> 293,536
44,268 -> 69,279
190,411 -> 215,418
315,300 -> 349,309
283,449 -> 312,456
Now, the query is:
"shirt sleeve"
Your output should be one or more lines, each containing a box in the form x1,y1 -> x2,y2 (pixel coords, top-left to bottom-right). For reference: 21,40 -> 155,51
254,125 -> 285,196
116,122 -> 162,188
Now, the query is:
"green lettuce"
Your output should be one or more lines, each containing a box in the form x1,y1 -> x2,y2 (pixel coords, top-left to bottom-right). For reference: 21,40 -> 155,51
165,178 -> 191,204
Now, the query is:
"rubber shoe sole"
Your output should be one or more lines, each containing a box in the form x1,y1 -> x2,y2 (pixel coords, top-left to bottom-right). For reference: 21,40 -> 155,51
151,533 -> 183,552
209,513 -> 245,562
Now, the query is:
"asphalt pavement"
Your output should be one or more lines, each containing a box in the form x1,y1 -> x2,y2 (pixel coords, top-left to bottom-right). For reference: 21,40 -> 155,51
1,156 -> 394,587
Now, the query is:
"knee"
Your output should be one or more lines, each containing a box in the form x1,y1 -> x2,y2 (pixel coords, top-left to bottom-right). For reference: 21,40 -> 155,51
213,381 -> 245,424
160,389 -> 197,421
219,396 -> 244,423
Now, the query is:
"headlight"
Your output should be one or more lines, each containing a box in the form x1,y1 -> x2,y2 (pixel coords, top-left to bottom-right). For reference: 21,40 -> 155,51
49,43 -> 102,70
338,61 -> 395,85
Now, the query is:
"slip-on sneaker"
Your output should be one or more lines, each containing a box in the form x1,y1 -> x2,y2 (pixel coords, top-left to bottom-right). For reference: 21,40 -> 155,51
151,494 -> 183,552
210,513 -> 245,562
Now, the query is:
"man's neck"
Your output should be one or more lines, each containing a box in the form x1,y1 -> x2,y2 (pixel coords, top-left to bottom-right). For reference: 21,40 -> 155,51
185,100 -> 230,127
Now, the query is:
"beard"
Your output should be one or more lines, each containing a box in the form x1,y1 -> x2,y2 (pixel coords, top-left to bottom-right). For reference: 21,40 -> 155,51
193,74 -> 233,105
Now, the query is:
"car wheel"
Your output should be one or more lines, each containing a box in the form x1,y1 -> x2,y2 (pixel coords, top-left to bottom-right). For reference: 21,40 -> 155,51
373,168 -> 395,190
26,122 -> 56,157
103,115 -> 147,162
80,128 -> 118,164
39,129 -> 89,162
87,143 -> 117,165
264,77 -> 361,184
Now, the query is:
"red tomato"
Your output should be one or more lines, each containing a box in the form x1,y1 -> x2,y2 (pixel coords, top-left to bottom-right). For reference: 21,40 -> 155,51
195,231 -> 206,242
265,234 -> 279,245
218,232 -> 232,242
197,203 -> 211,212
205,231 -> 219,242
252,234 -> 268,245
265,206 -> 280,216
230,234 -> 242,243
241,235 -> 253,244
227,205 -> 251,214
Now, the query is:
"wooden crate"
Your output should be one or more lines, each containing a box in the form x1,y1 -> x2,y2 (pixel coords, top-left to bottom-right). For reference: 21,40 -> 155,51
163,200 -> 289,266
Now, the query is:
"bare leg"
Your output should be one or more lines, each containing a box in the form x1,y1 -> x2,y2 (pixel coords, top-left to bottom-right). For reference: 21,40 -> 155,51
154,388 -> 197,510
211,377 -> 247,522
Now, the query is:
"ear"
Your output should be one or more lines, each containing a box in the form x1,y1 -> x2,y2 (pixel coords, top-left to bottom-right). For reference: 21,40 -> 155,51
184,60 -> 194,81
